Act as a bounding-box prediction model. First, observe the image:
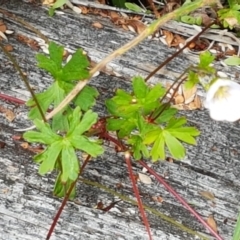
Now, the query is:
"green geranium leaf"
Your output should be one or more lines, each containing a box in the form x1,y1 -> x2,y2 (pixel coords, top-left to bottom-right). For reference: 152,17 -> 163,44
145,84 -> 165,103
151,134 -> 165,161
181,15 -> 196,24
70,135 -> 104,157
24,107 -> 103,182
106,116 -> 137,138
49,41 -> 64,70
168,127 -> 200,145
27,84 -> 56,119
125,2 -> 145,13
133,76 -> 148,98
106,118 -> 126,131
154,104 -> 177,123
28,42 -> 91,131
24,119 -> 61,144
143,116 -> 199,161
163,130 -> 185,159
218,4 -> 240,29
74,85 -> 99,111
166,117 -> 187,129
199,51 -> 215,67
73,109 -> 98,135
67,106 -> 83,134
61,49 -> 90,81
61,144 -> 79,182
185,71 -> 199,89
39,140 -> 62,175
52,0 -> 68,9
144,129 -> 161,145
27,82 -> 71,131
36,54 -> 59,78
224,56 -> 240,66
54,173 -> 76,199
128,135 -> 149,160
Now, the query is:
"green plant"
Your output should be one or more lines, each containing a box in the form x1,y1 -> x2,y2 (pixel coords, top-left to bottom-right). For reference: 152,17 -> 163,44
48,0 -> 68,16
15,0 -> 223,239
21,42 -> 203,240
224,55 -> 240,65
106,77 -> 200,160
218,0 -> 240,29
23,42 -> 200,196
184,51 -> 216,90
125,2 -> 148,13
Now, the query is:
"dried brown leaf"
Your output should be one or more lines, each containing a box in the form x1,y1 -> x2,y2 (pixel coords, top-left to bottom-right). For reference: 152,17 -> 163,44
171,34 -> 185,47
183,85 -> 197,104
207,215 -> 218,232
164,2 -> 181,13
199,191 -> 215,201
0,21 -> 7,33
138,173 -> 152,184
92,22 -> 103,29
162,30 -> 174,47
109,11 -> 120,20
193,95 -> 202,109
20,142 -> 29,149
79,6 -> 89,14
4,44 -> 13,52
0,105 -> 15,122
16,34 -> 40,51
174,95 -> 184,104
126,19 -> 146,34
5,109 -> 15,122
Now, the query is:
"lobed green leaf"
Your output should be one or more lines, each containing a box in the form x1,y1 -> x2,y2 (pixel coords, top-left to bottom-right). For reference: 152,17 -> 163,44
49,42 -> 64,70
132,76 -> 148,99
70,135 -> 104,157
61,144 -> 79,182
61,49 -> 90,81
38,141 -> 62,175
23,119 -> 61,145
74,86 -> 99,111
163,130 -> 185,159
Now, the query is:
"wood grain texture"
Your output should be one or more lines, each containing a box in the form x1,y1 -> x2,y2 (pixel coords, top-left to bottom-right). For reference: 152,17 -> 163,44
0,1 -> 240,239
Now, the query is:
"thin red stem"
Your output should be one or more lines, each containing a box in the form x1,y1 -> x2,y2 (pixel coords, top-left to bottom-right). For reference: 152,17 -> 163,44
125,152 -> 153,240
46,155 -> 91,240
0,93 -> 26,104
138,160 -> 223,240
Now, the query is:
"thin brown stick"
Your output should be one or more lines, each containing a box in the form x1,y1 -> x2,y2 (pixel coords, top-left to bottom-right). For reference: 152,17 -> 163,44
145,20 -> 216,82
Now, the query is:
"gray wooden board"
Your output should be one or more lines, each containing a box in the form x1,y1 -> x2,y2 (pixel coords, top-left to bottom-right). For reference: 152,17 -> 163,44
0,1 -> 240,239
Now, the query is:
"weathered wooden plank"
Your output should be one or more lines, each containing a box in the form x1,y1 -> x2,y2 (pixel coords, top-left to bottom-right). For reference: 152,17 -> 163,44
0,1 -> 240,240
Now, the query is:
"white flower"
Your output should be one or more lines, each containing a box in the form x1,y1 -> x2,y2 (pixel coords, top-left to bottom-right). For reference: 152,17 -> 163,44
204,78 -> 240,122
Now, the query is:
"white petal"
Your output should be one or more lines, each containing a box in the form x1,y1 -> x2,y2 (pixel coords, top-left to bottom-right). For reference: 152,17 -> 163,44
0,31 -> 8,41
205,79 -> 240,122
5,30 -> 14,34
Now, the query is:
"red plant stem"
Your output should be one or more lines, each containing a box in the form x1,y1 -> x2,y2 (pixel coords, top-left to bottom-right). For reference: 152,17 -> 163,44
125,152 -> 153,240
139,160 -> 223,240
144,20 -> 216,82
0,93 -> 26,104
100,132 -> 126,151
0,93 -> 54,112
46,155 -> 91,240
